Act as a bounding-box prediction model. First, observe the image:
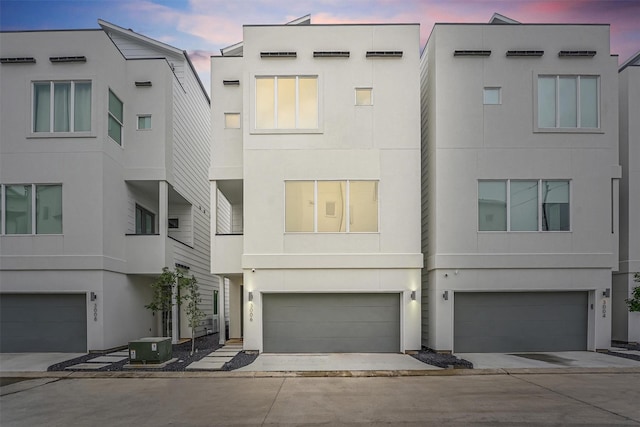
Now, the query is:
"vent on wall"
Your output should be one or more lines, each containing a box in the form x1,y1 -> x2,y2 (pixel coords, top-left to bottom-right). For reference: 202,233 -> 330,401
559,50 -> 596,57
1,57 -> 36,64
366,51 -> 403,58
260,51 -> 296,58
135,81 -> 152,87
223,80 -> 240,86
50,56 -> 87,63
313,51 -> 350,58
453,50 -> 491,57
506,50 -> 544,57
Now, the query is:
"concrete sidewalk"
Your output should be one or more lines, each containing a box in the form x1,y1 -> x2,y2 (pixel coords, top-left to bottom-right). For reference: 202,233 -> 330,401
236,353 -> 440,372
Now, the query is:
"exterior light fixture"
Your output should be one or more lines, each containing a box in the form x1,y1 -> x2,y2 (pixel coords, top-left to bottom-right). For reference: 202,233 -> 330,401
248,291 -> 253,302
90,292 -> 97,301
603,289 -> 610,298
442,291 -> 449,301
410,291 -> 416,301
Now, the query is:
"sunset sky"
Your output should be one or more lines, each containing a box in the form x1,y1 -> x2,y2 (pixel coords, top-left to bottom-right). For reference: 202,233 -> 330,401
2,0 -> 639,93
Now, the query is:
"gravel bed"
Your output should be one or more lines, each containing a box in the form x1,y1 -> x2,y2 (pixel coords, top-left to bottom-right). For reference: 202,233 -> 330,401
48,334 -> 240,372
607,341 -> 640,362
220,351 -> 259,371
411,347 -> 474,369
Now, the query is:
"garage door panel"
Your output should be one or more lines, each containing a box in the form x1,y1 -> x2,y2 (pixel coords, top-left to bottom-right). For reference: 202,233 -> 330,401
263,293 -> 400,353
1,294 -> 87,353
454,292 -> 588,353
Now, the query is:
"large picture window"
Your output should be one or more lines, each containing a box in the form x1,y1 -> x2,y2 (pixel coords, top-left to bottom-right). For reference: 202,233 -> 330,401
2,184 -> 62,234
285,180 -> 378,233
479,179 -> 569,232
256,76 -> 318,129
33,81 -> 91,133
135,204 -> 155,235
538,75 -> 598,129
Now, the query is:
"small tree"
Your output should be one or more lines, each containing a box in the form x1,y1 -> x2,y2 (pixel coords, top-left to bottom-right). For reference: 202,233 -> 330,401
146,267 -> 186,338
626,273 -> 640,312
183,275 -> 205,356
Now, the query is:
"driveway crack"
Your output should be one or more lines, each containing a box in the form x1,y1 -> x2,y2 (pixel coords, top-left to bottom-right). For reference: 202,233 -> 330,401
261,378 -> 286,426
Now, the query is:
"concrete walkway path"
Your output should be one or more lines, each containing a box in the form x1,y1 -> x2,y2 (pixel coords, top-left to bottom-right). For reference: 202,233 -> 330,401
236,353 -> 439,372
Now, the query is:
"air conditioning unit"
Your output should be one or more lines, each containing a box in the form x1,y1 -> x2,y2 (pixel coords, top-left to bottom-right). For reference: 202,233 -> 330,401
128,337 -> 172,364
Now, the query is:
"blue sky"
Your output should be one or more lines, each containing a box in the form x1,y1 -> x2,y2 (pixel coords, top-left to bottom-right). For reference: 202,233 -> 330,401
2,0 -> 639,92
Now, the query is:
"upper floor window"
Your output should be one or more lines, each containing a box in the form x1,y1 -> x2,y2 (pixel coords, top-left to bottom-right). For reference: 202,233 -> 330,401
137,115 -> 151,130
478,179 -> 570,232
285,180 -> 378,233
108,89 -> 123,145
2,184 -> 62,234
33,81 -> 91,133
135,204 -> 155,235
483,87 -> 501,105
538,75 -> 598,129
355,88 -> 373,105
256,76 -> 318,129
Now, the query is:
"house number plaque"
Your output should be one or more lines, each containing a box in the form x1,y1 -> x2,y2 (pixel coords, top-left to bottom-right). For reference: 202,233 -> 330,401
93,303 -> 98,322
602,300 -> 607,318
249,303 -> 254,322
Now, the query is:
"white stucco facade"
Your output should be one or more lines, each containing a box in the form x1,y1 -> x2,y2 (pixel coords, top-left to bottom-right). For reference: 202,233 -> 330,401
613,52 -> 640,343
0,22 -> 217,352
211,18 -> 423,352
421,22 -> 619,352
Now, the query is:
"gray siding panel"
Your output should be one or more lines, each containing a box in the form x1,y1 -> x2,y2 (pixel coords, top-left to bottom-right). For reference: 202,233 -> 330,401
263,293 -> 400,353
0,294 -> 87,352
454,292 -> 588,353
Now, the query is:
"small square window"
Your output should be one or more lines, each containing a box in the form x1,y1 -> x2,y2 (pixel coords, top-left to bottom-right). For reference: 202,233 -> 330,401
168,218 -> 179,229
137,115 -> 151,130
225,113 -> 240,129
355,88 -> 373,106
483,87 -> 501,105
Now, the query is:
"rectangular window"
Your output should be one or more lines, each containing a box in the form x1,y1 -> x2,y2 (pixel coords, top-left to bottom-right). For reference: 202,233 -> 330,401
224,113 -> 240,129
285,180 -> 378,233
255,76 -> 318,129
135,204 -> 155,235
537,75 -> 598,129
33,81 -> 91,133
483,87 -> 501,105
355,88 -> 373,105
108,89 -> 123,145
2,184 -> 62,234
137,115 -> 151,130
479,179 -> 570,232
213,290 -> 219,315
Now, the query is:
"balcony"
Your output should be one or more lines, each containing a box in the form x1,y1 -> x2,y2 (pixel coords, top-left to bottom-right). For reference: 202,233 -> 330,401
212,233 -> 243,275
212,179 -> 243,275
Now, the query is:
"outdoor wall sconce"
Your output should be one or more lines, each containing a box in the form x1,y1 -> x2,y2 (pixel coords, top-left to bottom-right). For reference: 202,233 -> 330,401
442,291 -> 449,301
90,292 -> 97,301
603,288 -> 610,298
248,291 -> 253,302
410,291 -> 416,301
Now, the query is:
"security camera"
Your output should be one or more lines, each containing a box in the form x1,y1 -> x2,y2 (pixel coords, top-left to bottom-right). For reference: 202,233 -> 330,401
252,268 -> 255,273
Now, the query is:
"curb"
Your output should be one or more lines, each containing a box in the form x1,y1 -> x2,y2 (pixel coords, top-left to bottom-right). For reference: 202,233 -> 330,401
2,367 -> 640,379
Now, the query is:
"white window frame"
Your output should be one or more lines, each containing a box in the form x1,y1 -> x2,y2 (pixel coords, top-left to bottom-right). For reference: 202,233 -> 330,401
137,115 -> 152,130
31,80 -> 92,134
535,74 -> 600,131
478,179 -> 571,232
355,87 -> 373,106
224,113 -> 241,129
252,75 -> 321,134
1,183 -> 63,235
284,180 -> 379,234
483,87 -> 501,105
108,89 -> 124,145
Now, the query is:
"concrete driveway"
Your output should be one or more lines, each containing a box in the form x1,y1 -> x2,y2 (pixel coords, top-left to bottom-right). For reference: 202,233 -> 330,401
236,353 -> 438,372
0,353 -> 85,372
457,351 -> 640,369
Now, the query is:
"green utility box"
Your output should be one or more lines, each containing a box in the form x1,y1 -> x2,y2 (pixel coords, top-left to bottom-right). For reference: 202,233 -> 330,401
128,337 -> 172,364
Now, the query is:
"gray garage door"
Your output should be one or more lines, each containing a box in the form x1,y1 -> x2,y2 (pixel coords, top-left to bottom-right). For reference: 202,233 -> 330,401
263,293 -> 400,353
454,292 -> 588,353
0,294 -> 87,352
